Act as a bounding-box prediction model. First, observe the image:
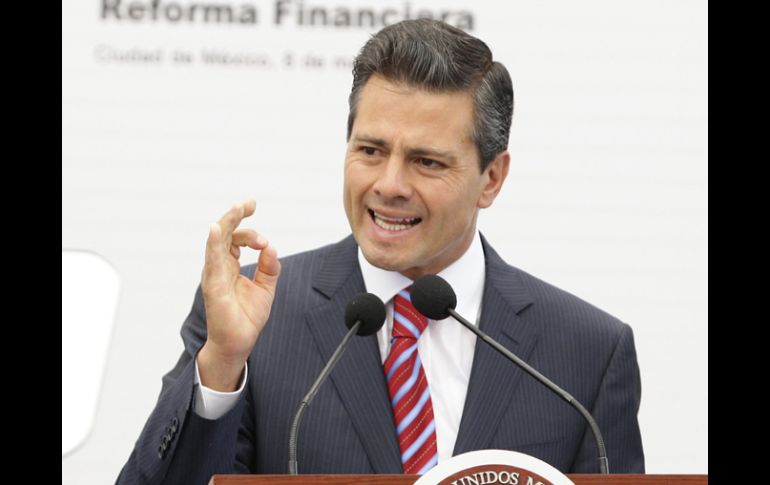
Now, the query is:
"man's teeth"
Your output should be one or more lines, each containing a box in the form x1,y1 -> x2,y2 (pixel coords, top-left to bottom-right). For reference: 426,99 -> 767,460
372,211 -> 420,231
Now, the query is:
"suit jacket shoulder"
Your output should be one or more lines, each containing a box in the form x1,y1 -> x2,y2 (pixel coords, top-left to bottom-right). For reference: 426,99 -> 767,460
465,235 -> 644,472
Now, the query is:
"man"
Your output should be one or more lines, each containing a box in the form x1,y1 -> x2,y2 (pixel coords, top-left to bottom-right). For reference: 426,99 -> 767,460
118,19 -> 644,484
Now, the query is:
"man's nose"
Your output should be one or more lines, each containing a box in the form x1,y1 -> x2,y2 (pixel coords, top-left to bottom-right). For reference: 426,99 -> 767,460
372,157 -> 413,201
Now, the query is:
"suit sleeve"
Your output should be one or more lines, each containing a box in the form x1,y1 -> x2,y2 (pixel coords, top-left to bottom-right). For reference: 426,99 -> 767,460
116,283 -> 256,484
570,324 -> 645,473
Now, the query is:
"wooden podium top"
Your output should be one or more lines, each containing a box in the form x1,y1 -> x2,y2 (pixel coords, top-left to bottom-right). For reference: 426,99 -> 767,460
210,474 -> 707,485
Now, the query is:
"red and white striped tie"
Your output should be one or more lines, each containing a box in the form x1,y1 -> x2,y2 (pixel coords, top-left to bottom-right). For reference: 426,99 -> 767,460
383,287 -> 438,475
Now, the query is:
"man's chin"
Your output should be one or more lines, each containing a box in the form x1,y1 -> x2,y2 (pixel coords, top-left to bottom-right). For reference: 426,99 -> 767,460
360,247 -> 410,273
364,255 -> 401,272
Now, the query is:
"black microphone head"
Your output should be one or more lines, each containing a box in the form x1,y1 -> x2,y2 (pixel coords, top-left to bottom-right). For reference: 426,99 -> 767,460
411,274 -> 457,320
344,293 -> 386,336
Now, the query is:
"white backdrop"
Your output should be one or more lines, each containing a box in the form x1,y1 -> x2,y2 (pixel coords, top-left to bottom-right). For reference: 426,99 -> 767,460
62,1 -> 708,482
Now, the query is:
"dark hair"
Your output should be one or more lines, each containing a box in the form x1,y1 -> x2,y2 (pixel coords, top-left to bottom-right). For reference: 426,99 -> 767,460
347,19 -> 513,172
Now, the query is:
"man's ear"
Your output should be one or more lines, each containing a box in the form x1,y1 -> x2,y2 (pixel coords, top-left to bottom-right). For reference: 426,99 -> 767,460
478,150 -> 510,209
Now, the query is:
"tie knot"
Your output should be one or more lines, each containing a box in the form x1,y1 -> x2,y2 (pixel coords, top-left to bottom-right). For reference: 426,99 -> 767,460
392,287 -> 428,340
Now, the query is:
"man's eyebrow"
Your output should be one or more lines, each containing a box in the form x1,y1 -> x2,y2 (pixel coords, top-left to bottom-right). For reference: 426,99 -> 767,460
352,135 -> 388,148
352,135 -> 457,162
408,147 -> 457,163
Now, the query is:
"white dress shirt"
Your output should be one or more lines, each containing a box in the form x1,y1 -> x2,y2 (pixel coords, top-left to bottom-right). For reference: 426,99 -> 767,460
359,231 -> 484,462
194,231 -> 485,464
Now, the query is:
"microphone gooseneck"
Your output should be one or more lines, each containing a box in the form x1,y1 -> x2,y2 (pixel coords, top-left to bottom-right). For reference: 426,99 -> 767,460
411,274 -> 610,474
287,292 -> 385,474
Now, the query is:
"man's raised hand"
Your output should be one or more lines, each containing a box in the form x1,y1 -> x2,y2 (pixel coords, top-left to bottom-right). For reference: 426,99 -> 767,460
198,199 -> 281,391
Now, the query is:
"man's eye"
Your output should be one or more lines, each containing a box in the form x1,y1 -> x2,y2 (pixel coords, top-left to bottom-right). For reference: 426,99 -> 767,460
362,147 -> 377,155
417,158 -> 440,168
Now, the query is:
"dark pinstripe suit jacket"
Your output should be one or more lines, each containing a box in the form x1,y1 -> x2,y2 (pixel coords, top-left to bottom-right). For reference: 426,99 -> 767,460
117,234 -> 644,484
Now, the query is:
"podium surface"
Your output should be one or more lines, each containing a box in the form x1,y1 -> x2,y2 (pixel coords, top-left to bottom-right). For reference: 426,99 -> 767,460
210,475 -> 707,485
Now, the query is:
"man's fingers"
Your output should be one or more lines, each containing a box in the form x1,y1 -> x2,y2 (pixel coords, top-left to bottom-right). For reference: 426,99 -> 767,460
253,244 -> 281,290
230,229 -> 267,259
216,199 -> 257,241
205,222 -> 224,267
204,200 -> 259,288
203,222 -> 227,287
216,206 -> 240,242
242,199 -> 256,218
232,229 -> 267,250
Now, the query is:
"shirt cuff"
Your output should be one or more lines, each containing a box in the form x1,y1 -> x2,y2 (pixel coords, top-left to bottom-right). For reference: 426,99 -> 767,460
193,357 -> 248,420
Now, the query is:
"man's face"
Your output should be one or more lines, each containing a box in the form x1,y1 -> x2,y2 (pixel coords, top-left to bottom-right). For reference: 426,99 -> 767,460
344,75 -> 509,279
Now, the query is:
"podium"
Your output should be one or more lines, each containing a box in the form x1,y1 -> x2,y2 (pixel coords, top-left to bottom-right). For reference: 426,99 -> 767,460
209,475 -> 708,485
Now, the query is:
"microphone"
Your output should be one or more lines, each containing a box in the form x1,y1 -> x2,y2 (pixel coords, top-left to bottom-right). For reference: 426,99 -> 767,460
287,292 -> 386,475
411,275 -> 610,474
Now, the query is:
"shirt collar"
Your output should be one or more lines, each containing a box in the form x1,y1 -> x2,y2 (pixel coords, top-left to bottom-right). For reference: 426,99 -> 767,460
358,231 -> 485,306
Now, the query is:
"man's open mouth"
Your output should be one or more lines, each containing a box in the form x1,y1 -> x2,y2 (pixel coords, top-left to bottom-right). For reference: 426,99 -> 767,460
368,209 -> 422,232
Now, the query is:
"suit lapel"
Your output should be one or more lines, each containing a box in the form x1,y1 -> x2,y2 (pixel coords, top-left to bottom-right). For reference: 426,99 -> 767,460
453,236 -> 537,455
304,236 -> 402,473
